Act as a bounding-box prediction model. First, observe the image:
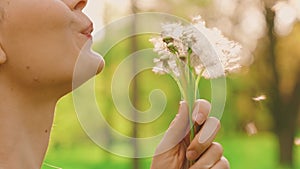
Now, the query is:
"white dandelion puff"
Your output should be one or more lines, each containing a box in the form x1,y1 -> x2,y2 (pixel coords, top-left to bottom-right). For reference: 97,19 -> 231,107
187,16 -> 242,78
161,22 -> 185,40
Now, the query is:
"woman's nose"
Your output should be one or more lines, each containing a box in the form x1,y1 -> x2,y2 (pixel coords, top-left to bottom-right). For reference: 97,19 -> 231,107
64,0 -> 88,11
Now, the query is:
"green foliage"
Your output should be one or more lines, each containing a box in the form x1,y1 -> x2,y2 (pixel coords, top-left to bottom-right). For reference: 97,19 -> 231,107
44,133 -> 300,169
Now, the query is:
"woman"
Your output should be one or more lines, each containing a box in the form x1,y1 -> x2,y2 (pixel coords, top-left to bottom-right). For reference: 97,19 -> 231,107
0,0 -> 229,168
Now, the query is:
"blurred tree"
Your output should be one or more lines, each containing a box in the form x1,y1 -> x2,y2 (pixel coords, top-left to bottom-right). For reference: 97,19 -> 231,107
255,1 -> 300,167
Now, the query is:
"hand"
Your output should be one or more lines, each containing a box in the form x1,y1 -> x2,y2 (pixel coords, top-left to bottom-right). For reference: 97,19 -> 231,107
151,100 -> 229,169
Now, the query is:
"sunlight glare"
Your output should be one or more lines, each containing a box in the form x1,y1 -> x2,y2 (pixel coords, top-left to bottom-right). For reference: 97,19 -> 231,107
294,138 -> 300,146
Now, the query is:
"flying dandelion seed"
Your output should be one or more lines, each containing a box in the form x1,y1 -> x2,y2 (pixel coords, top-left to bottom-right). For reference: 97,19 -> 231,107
245,122 -> 258,136
252,94 -> 266,102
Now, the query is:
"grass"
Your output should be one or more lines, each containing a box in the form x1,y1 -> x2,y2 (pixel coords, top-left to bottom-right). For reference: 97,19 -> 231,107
43,133 -> 300,169
219,133 -> 300,169
43,143 -> 152,169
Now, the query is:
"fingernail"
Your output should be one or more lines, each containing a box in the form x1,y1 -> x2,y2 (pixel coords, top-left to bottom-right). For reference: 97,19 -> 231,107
177,101 -> 184,114
192,104 -> 199,118
192,104 -> 204,124
195,113 -> 204,124
186,150 -> 197,160
198,117 -> 220,144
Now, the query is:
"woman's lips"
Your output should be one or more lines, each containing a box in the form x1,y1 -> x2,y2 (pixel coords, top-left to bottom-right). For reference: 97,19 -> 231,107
81,23 -> 94,38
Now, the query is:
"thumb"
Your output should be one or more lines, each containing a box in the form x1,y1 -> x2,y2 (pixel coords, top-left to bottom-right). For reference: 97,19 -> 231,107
154,101 -> 190,155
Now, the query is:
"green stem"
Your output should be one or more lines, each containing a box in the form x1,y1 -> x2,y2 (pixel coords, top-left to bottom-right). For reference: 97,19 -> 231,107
171,56 -> 201,167
195,75 -> 201,98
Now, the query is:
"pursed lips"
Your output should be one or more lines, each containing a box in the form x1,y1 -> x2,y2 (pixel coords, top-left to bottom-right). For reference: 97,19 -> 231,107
80,23 -> 93,38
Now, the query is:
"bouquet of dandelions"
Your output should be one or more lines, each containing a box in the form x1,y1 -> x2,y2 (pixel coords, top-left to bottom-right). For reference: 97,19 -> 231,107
150,15 -> 241,161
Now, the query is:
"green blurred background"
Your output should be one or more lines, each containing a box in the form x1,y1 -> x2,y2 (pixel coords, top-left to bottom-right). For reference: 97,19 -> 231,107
42,0 -> 300,169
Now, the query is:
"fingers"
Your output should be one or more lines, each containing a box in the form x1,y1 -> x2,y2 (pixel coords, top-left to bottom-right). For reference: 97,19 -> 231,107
192,99 -> 211,125
186,117 -> 220,161
211,157 -> 230,169
154,101 -> 189,155
189,142 -> 223,169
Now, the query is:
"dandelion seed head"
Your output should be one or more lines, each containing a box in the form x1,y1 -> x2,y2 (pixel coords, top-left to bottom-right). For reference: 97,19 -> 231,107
150,15 -> 242,79
188,16 -> 242,78
161,23 -> 184,40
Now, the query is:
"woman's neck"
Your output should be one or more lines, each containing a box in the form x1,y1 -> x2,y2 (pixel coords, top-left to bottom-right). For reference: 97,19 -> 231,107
0,83 -> 58,169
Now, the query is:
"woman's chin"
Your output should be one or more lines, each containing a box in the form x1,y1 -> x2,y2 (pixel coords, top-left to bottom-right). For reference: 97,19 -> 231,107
96,58 -> 105,74
71,40 -> 105,89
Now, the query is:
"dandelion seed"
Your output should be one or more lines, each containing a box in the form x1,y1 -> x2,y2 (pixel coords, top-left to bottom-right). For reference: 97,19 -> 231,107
252,95 -> 267,102
245,122 -> 258,136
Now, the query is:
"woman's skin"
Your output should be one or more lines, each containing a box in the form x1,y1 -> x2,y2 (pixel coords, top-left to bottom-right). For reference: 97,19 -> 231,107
0,0 -> 229,169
